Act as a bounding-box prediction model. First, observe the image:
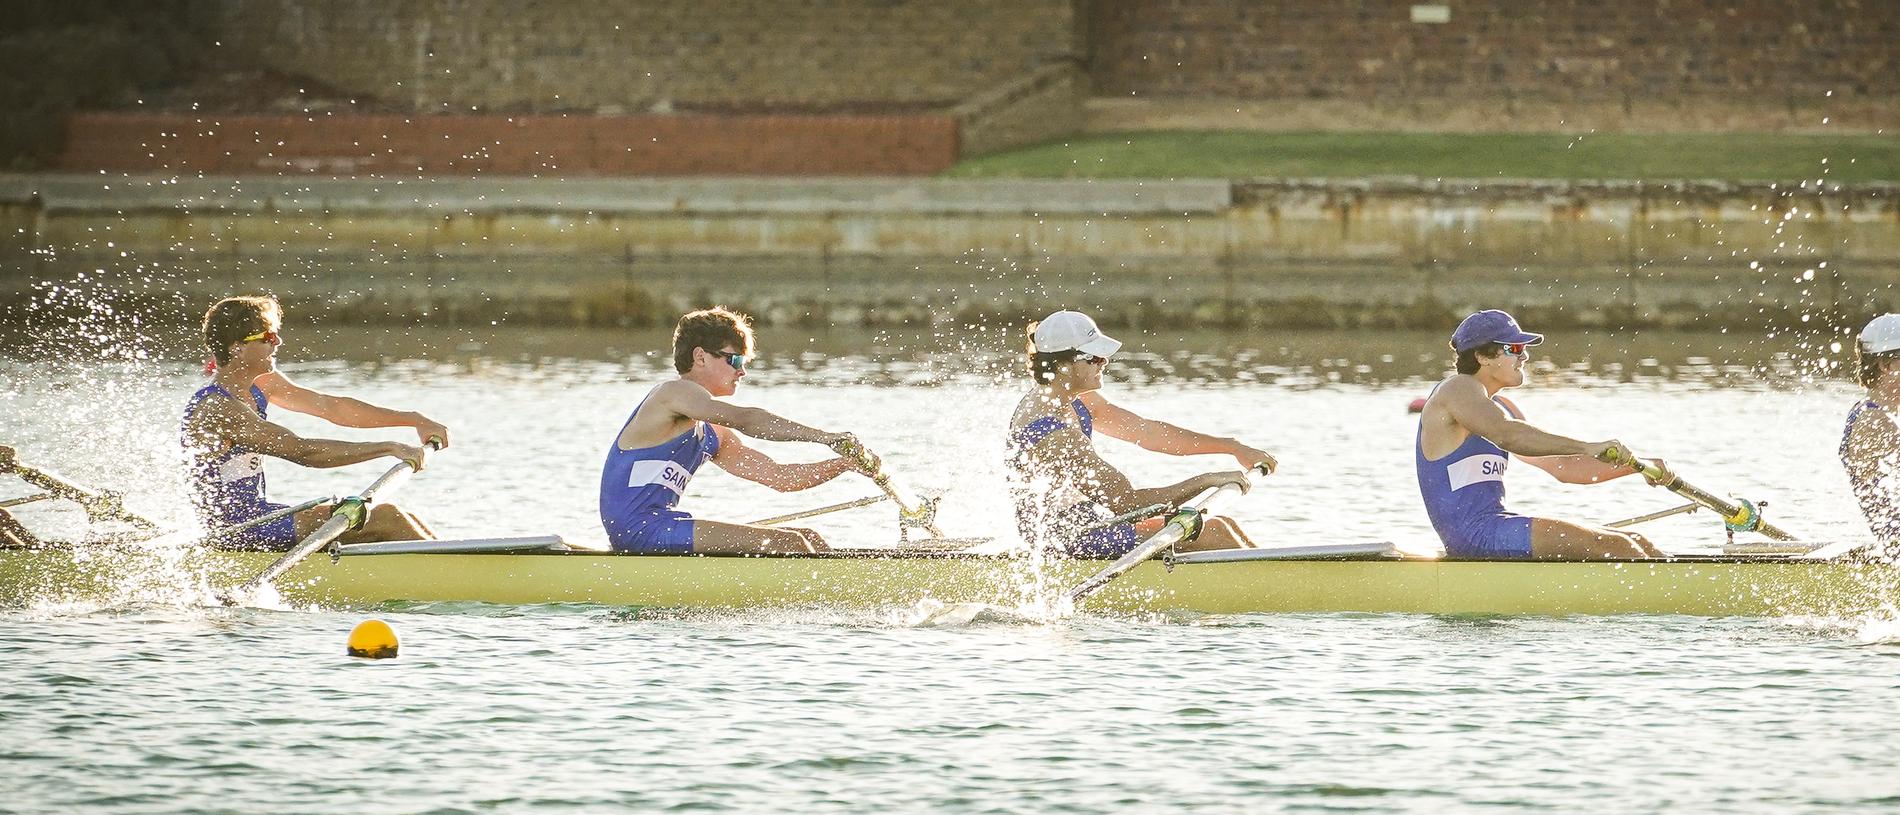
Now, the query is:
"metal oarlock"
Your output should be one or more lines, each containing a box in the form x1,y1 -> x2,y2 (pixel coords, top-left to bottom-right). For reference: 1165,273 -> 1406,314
895,494 -> 941,542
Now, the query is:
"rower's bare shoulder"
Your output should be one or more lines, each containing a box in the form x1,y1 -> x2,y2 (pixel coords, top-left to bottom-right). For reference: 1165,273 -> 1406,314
1008,392 -> 1056,426
1844,405 -> 1897,456
646,378 -> 712,410
187,389 -> 251,427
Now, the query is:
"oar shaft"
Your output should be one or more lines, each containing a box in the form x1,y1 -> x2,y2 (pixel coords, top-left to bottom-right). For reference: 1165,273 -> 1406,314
200,496 -> 333,544
0,493 -> 55,510
1597,448 -> 1801,542
1606,502 -> 1699,529
1066,465 -> 1267,605
8,462 -> 159,530
752,494 -> 888,526
225,452 -> 426,604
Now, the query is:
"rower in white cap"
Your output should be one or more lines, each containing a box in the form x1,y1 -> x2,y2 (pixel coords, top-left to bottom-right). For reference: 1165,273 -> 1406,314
1842,313 -> 1900,554
1006,310 -> 1278,557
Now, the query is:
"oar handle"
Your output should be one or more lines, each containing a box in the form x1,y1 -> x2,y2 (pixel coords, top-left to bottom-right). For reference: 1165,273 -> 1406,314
1593,445 -> 1671,485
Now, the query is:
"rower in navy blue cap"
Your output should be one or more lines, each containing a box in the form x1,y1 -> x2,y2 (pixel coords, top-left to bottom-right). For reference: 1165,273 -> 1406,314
1414,309 -> 1668,559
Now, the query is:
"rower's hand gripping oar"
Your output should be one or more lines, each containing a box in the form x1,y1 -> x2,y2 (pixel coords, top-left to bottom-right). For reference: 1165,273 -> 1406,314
219,440 -> 439,606
832,436 -> 944,539
1595,446 -> 1800,542
1065,463 -> 1271,607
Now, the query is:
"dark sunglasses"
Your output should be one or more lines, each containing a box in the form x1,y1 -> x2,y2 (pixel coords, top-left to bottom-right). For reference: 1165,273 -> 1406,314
1499,343 -> 1529,357
707,348 -> 747,372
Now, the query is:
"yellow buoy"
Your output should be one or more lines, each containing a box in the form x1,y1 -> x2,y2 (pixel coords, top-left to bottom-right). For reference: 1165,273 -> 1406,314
346,619 -> 400,659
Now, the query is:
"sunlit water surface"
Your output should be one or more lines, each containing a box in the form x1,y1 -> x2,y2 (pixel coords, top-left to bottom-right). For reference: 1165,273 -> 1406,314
4,326 -> 1898,812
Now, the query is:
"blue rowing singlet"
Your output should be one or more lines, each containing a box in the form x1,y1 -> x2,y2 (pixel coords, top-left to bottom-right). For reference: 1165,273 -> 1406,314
181,383 -> 272,526
600,389 -> 721,553
1841,399 -> 1900,545
1416,391 -> 1534,558
1008,397 -> 1139,557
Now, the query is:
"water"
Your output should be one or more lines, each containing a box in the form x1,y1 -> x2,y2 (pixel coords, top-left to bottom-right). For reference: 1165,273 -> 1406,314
3,325 -> 1897,812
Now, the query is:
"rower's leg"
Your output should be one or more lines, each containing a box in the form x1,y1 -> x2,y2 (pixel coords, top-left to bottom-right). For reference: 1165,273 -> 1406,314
1174,517 -> 1255,552
336,504 -> 432,545
691,519 -> 829,555
0,508 -> 39,548
1529,517 -> 1661,560
400,508 -> 438,539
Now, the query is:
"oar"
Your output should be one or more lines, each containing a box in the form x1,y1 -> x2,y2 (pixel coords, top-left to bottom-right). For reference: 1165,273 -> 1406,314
219,443 -> 436,606
199,496 -> 334,545
751,494 -> 889,526
836,440 -> 944,539
1605,501 -> 1700,529
3,458 -> 160,531
1595,447 -> 1799,541
0,493 -> 55,510
1065,463 -> 1270,606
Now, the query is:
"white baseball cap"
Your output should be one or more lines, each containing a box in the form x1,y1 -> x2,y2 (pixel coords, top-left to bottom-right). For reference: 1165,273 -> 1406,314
1032,310 -> 1122,357
1863,314 -> 1900,354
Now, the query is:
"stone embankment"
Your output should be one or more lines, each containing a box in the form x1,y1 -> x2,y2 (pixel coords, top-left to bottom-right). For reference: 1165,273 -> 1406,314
2,175 -> 1894,331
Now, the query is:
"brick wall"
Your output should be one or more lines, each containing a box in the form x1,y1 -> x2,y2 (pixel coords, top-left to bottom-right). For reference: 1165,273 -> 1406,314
57,113 -> 959,176
195,0 -> 1081,113
1089,0 -> 1899,103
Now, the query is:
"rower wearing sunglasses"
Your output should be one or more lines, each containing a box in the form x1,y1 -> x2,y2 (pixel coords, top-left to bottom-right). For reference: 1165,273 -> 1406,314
599,307 -> 878,555
1008,310 -> 1277,557
181,296 -> 445,550
1415,309 -> 1666,559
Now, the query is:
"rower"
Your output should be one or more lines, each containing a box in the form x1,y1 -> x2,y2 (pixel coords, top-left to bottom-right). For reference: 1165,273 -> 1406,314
1416,309 -> 1667,559
1841,313 -> 1900,556
600,307 -> 879,555
0,446 -> 42,548
1008,310 -> 1276,557
181,296 -> 444,550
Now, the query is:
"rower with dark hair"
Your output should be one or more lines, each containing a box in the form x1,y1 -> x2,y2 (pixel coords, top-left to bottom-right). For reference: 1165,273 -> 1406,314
181,295 -> 446,550
1008,310 -> 1277,557
1842,314 -> 1900,554
1415,309 -> 1667,559
599,306 -> 879,555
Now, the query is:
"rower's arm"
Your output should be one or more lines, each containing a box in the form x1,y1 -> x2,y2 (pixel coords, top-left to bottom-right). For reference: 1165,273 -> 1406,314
1029,428 -> 1216,512
187,395 -> 418,470
1080,392 -> 1278,471
1494,395 -> 1642,484
660,382 -> 843,447
708,426 -> 852,492
1440,380 -> 1595,459
256,372 -> 450,448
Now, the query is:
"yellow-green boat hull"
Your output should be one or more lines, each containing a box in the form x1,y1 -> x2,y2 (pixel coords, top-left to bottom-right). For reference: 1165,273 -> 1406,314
4,547 -> 1898,617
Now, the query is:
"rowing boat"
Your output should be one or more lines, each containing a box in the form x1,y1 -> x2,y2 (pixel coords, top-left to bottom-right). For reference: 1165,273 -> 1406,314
3,537 -> 1896,617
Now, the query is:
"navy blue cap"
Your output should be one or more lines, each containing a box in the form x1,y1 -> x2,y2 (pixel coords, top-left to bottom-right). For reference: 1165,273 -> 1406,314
1451,309 -> 1544,352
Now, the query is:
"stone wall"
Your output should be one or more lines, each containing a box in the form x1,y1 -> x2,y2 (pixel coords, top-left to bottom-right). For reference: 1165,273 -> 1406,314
1088,0 -> 1899,107
197,0 -> 1082,113
5,175 -> 1895,330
